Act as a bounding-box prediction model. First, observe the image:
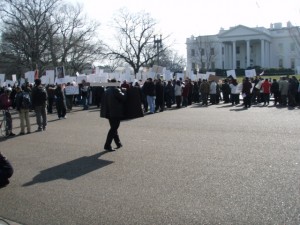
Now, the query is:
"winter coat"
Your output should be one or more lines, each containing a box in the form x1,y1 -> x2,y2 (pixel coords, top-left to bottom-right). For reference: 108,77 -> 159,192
100,86 -> 126,119
124,86 -> 144,119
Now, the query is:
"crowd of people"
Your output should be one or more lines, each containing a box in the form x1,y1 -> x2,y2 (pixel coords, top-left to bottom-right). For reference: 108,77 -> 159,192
0,75 -> 299,138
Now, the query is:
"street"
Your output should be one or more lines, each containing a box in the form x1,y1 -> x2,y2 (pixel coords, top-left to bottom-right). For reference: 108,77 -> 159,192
0,103 -> 300,225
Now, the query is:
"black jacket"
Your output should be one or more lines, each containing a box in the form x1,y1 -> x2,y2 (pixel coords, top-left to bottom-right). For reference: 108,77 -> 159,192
100,87 -> 126,119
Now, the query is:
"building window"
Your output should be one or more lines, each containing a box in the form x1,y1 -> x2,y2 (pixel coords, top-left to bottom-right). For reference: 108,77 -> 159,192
279,59 -> 283,68
222,47 -> 224,55
291,58 -> 295,69
191,49 -> 195,56
291,43 -> 296,52
201,48 -> 204,56
192,62 -> 196,70
211,62 -> 215,70
201,62 -> 205,69
236,60 -> 240,69
236,46 -> 240,54
210,48 -> 214,55
278,43 -> 283,53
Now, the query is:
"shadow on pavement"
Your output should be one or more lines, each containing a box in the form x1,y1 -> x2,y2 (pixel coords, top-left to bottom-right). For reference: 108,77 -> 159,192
23,151 -> 113,187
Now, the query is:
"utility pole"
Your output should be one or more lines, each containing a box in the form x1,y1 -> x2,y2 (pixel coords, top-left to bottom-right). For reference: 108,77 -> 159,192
153,35 -> 162,65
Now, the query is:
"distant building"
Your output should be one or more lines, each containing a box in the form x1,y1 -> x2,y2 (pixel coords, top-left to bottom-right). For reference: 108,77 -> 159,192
186,22 -> 300,72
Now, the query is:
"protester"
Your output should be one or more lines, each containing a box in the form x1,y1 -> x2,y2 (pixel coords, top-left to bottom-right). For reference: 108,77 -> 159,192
142,78 -> 156,114
155,79 -> 165,112
229,79 -> 240,105
242,77 -> 252,109
278,76 -> 289,106
261,78 -> 272,106
124,82 -> 144,119
54,84 -> 67,119
0,87 -> 15,136
200,79 -> 210,106
270,78 -> 280,106
31,78 -> 48,131
15,86 -> 31,134
174,80 -> 183,108
100,79 -> 126,151
81,80 -> 90,110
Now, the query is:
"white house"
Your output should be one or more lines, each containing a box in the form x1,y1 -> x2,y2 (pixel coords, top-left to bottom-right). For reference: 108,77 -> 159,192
186,22 -> 300,73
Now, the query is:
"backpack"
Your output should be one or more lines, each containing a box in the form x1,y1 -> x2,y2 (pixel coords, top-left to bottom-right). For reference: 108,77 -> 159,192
21,92 -> 31,109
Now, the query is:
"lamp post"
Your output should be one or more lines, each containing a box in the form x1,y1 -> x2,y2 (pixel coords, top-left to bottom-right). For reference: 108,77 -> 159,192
153,34 -> 162,65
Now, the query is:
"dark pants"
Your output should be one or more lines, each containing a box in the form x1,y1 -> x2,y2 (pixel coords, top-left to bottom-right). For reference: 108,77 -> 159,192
4,111 -> 12,134
105,118 -> 121,148
263,93 -> 270,105
231,94 -> 240,105
56,101 -> 66,118
273,92 -> 280,105
175,96 -> 182,108
0,159 -> 13,188
244,95 -> 251,108
201,93 -> 208,105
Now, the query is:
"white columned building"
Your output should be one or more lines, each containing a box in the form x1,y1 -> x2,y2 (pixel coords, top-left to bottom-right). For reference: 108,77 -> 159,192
186,22 -> 300,73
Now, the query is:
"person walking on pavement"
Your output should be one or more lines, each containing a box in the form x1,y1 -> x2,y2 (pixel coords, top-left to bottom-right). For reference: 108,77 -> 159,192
100,79 -> 126,151
31,79 -> 48,131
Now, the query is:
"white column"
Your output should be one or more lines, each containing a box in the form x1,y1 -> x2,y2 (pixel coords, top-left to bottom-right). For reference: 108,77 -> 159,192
232,41 -> 236,69
261,39 -> 265,68
246,40 -> 250,68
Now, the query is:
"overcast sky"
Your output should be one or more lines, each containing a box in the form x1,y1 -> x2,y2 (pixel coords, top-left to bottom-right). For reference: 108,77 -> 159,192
68,0 -> 300,56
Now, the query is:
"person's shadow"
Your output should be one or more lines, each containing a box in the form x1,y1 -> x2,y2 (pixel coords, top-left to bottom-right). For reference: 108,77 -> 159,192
23,151 -> 113,186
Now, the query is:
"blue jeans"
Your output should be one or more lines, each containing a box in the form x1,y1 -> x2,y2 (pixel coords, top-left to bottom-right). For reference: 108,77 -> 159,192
82,96 -> 89,110
147,95 -> 156,113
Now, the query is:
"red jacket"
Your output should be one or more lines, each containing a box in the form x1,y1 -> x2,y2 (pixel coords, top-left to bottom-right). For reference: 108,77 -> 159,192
261,81 -> 271,94
0,93 -> 12,110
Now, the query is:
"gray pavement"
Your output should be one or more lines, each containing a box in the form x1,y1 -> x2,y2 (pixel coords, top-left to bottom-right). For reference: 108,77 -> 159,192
0,103 -> 300,225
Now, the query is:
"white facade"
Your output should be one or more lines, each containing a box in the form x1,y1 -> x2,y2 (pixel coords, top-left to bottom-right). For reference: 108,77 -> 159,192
186,22 -> 300,72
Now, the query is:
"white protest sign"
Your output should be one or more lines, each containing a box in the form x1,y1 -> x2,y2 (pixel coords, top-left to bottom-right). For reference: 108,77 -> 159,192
77,75 -> 87,84
226,70 -> 236,79
245,69 -> 256,78
46,70 -> 55,84
164,70 -> 172,81
12,74 -> 17,82
0,74 -> 5,86
176,73 -> 184,81
6,80 -> 14,87
65,86 -> 79,95
198,73 -> 206,80
25,71 -> 35,83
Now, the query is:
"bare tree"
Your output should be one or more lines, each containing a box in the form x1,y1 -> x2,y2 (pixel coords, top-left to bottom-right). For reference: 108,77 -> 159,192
105,8 -> 167,75
0,0 -> 104,75
192,36 -> 219,72
51,3 -> 103,71
0,0 -> 60,71
157,49 -> 186,72
288,26 -> 300,59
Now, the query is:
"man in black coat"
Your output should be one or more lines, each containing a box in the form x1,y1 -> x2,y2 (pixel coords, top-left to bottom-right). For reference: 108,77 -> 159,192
100,79 -> 126,151
0,152 -> 13,188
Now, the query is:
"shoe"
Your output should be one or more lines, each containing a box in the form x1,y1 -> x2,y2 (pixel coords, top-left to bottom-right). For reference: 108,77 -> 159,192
19,132 -> 25,135
43,127 -> 46,131
35,129 -> 43,132
27,131 -> 31,134
104,147 -> 115,152
115,144 -> 123,149
9,133 -> 16,136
